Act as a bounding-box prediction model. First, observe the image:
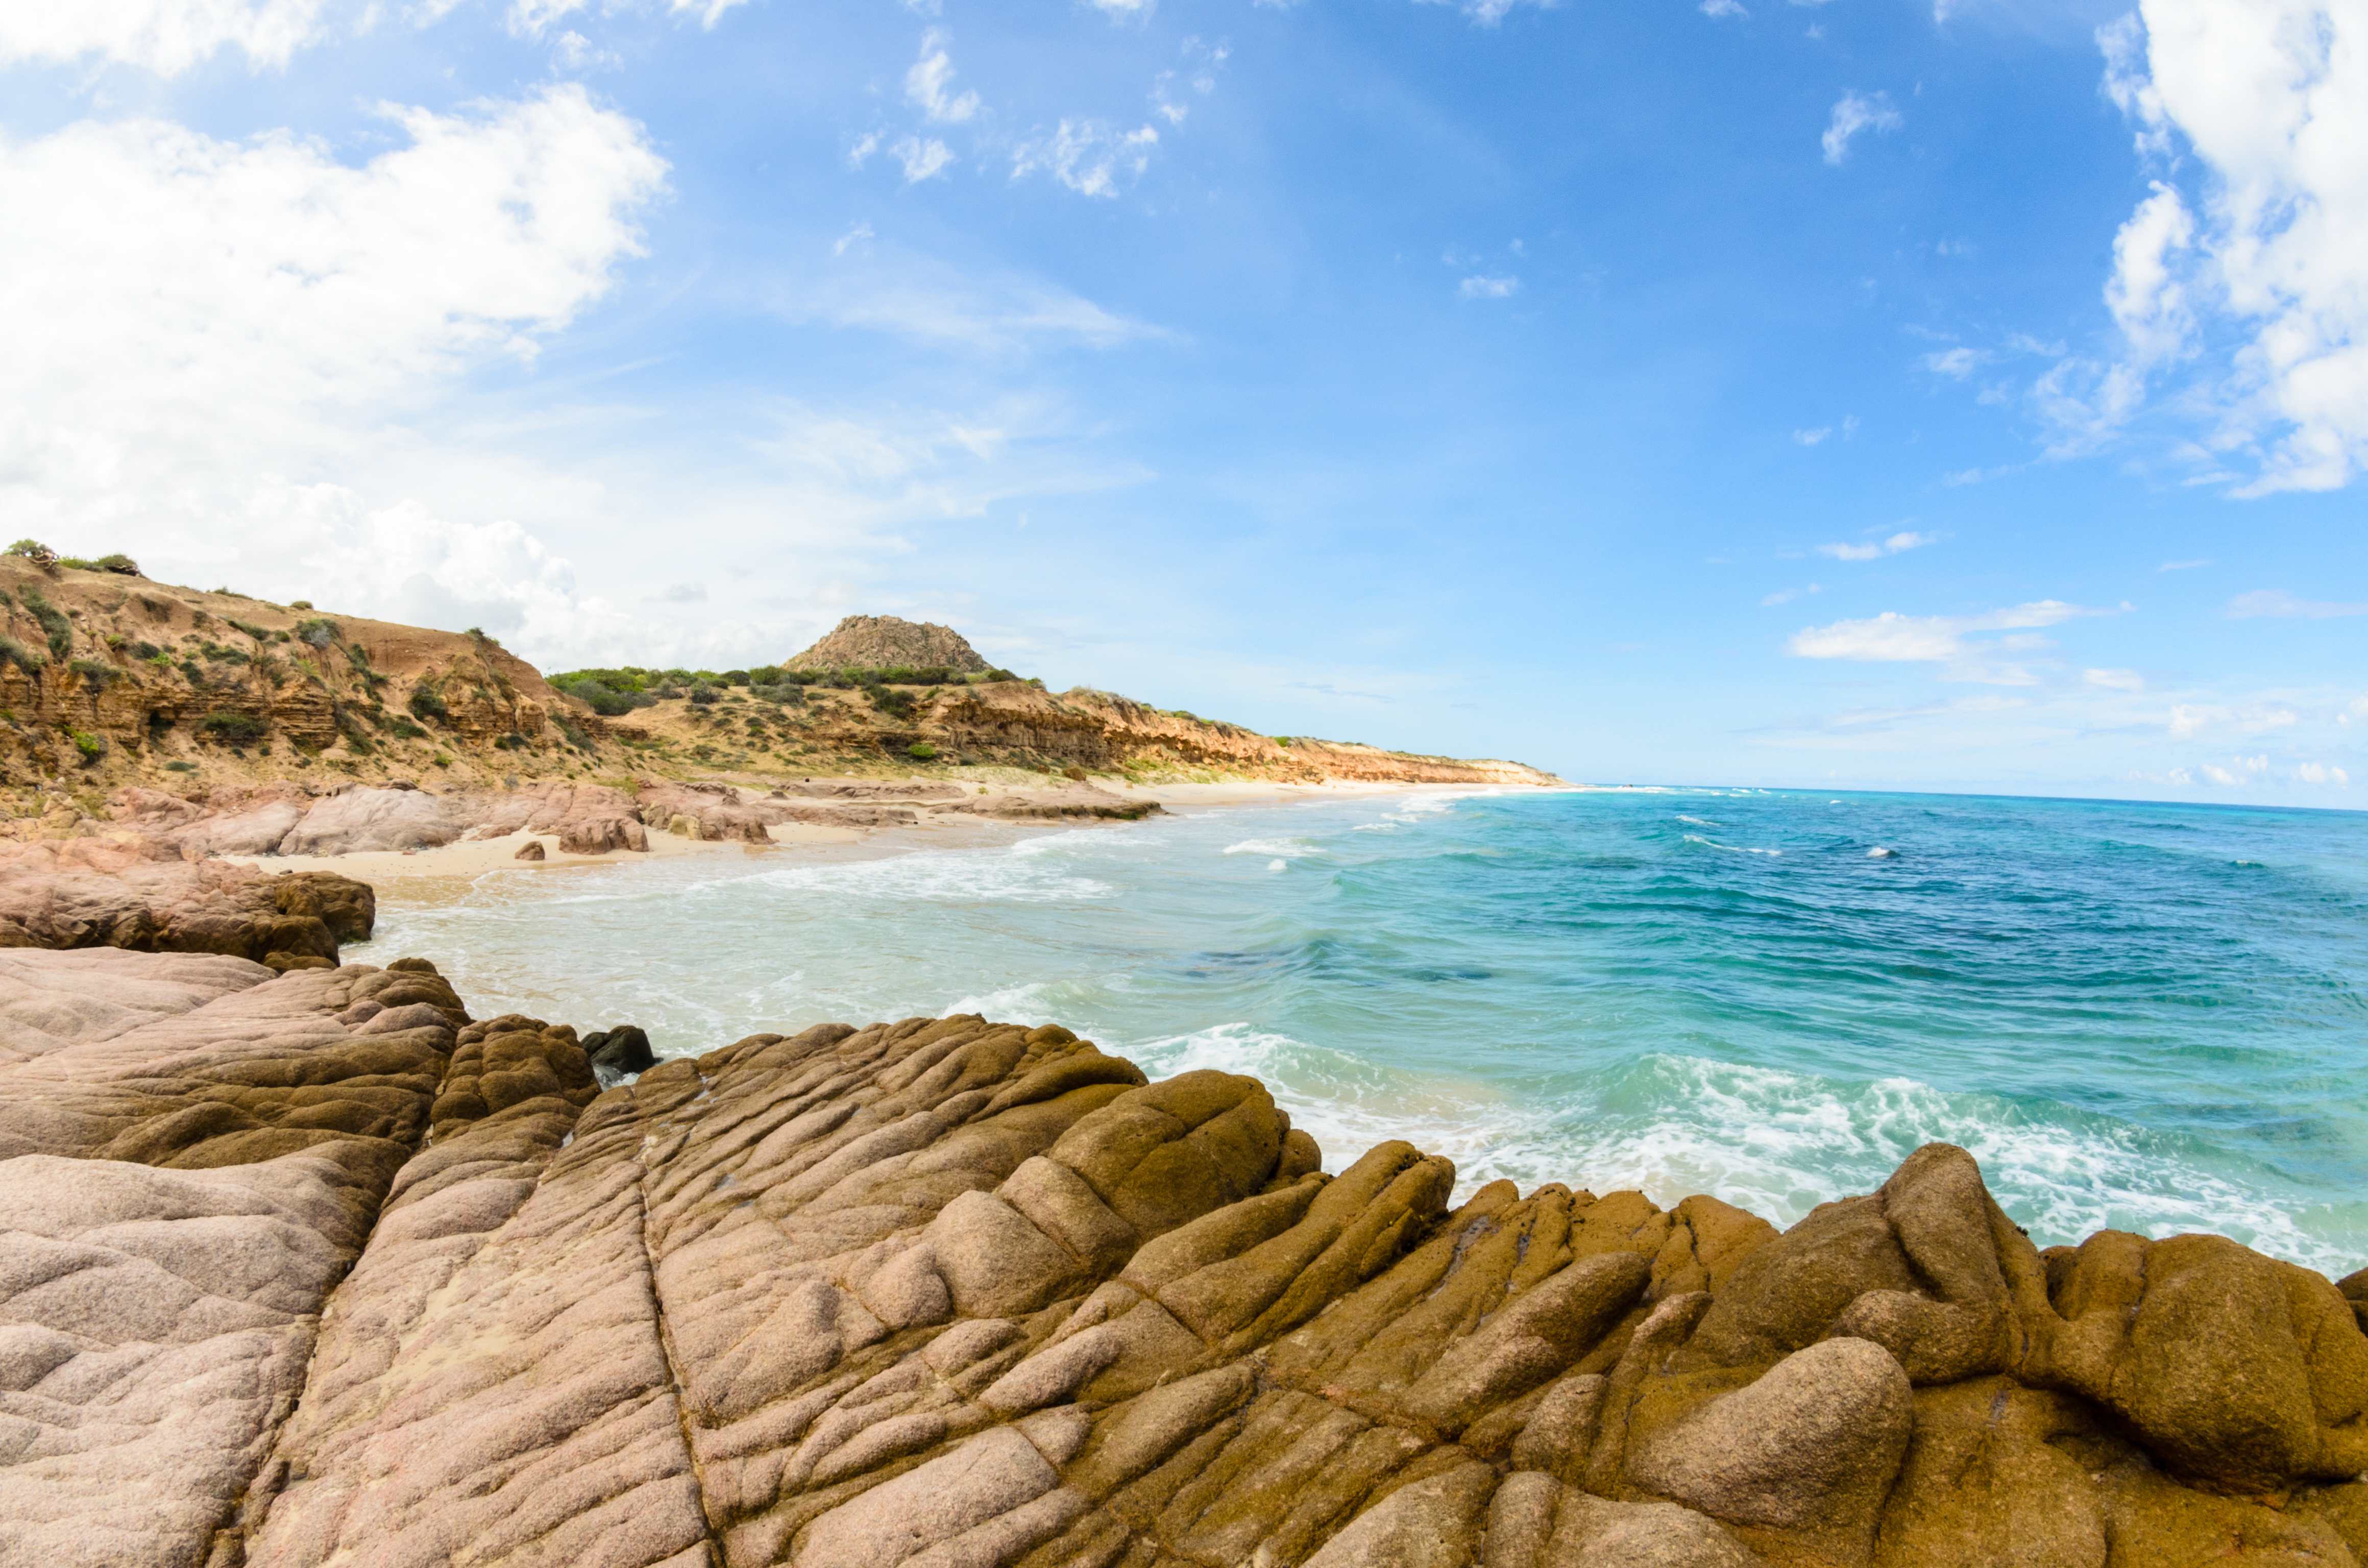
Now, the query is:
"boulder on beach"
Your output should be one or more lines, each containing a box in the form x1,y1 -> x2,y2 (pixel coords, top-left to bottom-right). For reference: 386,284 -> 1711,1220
5,951 -> 2366,1568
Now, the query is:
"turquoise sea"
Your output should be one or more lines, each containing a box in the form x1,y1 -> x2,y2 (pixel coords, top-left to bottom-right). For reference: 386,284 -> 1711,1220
369,787 -> 2368,1277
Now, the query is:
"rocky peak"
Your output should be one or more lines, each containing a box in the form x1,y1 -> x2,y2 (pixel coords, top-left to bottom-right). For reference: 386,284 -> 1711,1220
786,614 -> 991,674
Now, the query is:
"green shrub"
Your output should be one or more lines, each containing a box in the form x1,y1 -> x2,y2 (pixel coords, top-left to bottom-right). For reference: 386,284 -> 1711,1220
67,658 -> 116,687
68,729 -> 104,762
747,665 -> 784,685
407,684 -> 448,722
552,714 -> 589,749
721,669 -> 749,686
907,741 -> 940,761
61,553 -> 139,576
1273,736 -> 1293,747
0,637 -> 44,673
5,540 -> 58,571
201,710 -> 266,745
687,683 -> 720,707
141,648 -> 170,666
750,682 -> 805,706
163,760 -> 197,773
554,676 -> 639,716
18,586 -> 71,657
332,703 -> 373,753
294,618 -> 336,648
288,599 -> 313,609
495,732 -> 526,749
227,618 -> 270,641
864,682 -> 916,720
432,752 -> 452,768
387,717 -> 427,740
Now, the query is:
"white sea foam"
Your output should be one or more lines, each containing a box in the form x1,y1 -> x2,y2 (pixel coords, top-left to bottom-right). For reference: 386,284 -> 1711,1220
1267,859 -> 1288,873
1684,834 -> 1781,857
1224,838 -> 1321,859
1676,815 -> 1720,827
754,846 -> 1112,903
1867,846 -> 1897,859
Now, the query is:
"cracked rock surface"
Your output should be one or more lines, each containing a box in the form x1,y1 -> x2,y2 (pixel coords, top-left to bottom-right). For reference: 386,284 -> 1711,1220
5,950 -> 2368,1567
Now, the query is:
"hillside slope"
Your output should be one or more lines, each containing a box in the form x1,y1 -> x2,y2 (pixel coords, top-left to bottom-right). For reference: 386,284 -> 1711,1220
0,560 -> 1557,815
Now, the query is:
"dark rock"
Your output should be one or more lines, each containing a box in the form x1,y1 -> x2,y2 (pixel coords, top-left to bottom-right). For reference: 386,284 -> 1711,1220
582,1023 -> 655,1079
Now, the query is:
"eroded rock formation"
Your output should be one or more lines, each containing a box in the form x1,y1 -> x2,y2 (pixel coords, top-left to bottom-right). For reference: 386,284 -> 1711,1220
5,955 -> 2364,1568
0,837 -> 374,963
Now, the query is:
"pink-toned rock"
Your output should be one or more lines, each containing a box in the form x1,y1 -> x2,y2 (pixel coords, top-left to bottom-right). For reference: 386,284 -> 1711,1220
0,841 -> 374,963
277,787 -> 464,855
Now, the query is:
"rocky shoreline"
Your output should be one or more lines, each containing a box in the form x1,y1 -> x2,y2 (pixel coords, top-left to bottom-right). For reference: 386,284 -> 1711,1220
5,946 -> 2366,1567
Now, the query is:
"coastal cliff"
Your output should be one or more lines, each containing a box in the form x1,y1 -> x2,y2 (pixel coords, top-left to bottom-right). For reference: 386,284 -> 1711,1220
5,948 -> 2365,1568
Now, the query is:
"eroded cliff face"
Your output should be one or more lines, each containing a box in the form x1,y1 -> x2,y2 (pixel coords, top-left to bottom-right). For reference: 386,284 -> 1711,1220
10,952 -> 2353,1568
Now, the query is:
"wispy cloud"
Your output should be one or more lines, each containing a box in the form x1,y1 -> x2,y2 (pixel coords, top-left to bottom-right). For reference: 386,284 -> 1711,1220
1817,529 -> 1938,561
1458,274 -> 1520,300
1700,0 -> 1748,16
2084,667 -> 2144,692
1822,89 -> 1901,166
1920,347 -> 1982,378
1012,120 -> 1159,198
1762,583 -> 1822,606
2157,557 -> 2210,572
2227,590 -> 2368,620
905,28 -> 980,124
892,135 -> 954,183
1788,599 -> 2106,683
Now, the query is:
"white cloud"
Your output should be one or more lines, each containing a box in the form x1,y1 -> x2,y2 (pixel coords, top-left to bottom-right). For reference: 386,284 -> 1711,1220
1921,347 -> 1983,378
1793,426 -> 1832,446
1787,599 -> 2099,682
1415,0 -> 1559,23
2227,589 -> 2368,619
832,222 -> 874,257
905,28 -> 980,125
1816,530 -> 1939,561
2298,761 -> 2351,786
1822,89 -> 1902,165
1762,583 -> 1822,606
785,241 -> 1164,353
893,135 -> 955,183
1086,0 -> 1156,18
1012,120 -> 1159,198
1701,0 -> 1748,16
2086,667 -> 2145,691
509,0 -> 748,39
848,131 -> 883,169
0,87 -> 666,648
0,0 -> 327,75
2094,0 -> 2368,493
1458,274 -> 1520,300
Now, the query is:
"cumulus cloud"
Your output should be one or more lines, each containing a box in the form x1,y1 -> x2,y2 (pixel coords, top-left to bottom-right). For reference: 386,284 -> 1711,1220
0,0 -> 327,74
1822,89 -> 1902,165
0,85 -> 667,650
1012,120 -> 1159,198
2297,761 -> 2350,785
1458,275 -> 1520,300
2092,0 -> 2368,492
2227,589 -> 2368,619
1817,530 -> 1938,561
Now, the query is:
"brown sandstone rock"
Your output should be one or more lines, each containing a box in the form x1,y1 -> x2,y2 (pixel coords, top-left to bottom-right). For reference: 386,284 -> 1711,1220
0,839 -> 375,962
5,973 -> 2366,1568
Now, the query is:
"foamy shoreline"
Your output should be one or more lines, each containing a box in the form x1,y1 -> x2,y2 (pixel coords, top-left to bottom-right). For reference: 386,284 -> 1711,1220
229,775 -> 1549,890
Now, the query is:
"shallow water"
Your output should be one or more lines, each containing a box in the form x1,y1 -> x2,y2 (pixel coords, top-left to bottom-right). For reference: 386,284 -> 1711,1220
367,788 -> 2368,1276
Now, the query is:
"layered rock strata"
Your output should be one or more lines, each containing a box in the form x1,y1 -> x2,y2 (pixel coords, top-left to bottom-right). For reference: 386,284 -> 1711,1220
7,958 -> 2367,1567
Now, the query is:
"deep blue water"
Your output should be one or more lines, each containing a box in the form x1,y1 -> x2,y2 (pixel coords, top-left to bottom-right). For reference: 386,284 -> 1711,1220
369,787 -> 2368,1276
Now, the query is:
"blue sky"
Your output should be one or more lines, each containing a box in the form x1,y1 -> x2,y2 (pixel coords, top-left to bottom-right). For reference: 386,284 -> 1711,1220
2,0 -> 2362,801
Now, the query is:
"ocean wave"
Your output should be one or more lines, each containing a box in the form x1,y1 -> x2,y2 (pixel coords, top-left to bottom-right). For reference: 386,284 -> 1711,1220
753,847 -> 1113,903
1683,834 -> 1781,857
1224,837 -> 1321,859
1675,815 -> 1720,827
1867,846 -> 1897,859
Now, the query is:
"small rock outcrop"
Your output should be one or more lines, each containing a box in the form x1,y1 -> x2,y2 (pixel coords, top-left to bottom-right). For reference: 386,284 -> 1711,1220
7,958 -> 2364,1568
787,614 -> 994,674
0,836 -> 374,961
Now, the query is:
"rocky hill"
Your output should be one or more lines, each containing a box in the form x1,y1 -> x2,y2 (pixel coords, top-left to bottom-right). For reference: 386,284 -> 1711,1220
0,557 -> 1557,821
787,614 -> 994,674
7,947 -> 2368,1567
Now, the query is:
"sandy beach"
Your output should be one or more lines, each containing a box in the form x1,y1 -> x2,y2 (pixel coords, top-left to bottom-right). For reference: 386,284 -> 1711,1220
221,775 -> 1522,890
